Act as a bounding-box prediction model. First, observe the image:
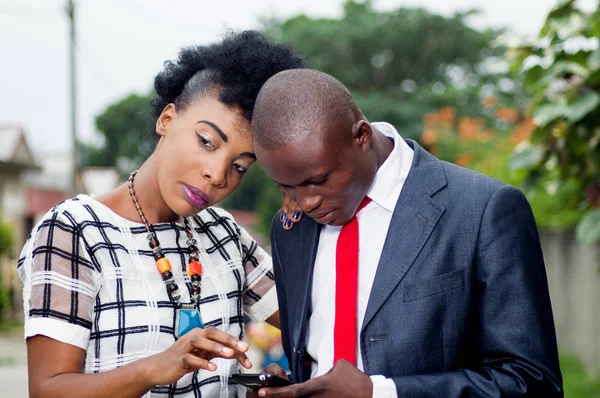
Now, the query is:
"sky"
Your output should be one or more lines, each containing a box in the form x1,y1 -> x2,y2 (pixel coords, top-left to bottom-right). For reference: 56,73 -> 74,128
0,0 -> 598,155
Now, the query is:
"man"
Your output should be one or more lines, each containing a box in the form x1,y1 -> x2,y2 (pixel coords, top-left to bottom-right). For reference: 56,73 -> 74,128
250,69 -> 563,397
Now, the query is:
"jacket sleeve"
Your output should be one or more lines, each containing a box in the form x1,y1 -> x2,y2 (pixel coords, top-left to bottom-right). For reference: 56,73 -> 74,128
390,185 -> 563,397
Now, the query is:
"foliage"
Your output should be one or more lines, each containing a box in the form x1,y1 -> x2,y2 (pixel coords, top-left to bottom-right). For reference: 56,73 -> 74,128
421,101 -> 584,228
240,0 -> 514,229
560,353 -> 600,397
80,93 -> 155,178
509,0 -> 600,242
264,0 -> 508,141
0,214 -> 14,319
0,214 -> 14,258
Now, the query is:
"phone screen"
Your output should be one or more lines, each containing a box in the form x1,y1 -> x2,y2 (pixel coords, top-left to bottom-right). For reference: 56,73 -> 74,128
231,373 -> 294,390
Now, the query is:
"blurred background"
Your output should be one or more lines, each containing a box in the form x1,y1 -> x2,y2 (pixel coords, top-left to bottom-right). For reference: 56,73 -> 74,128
1,0 -> 599,396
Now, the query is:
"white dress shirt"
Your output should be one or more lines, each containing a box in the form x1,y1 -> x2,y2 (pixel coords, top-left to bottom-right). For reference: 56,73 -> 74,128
306,122 -> 414,398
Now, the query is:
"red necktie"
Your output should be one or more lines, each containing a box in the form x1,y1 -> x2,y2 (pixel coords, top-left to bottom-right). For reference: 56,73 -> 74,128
333,196 -> 372,365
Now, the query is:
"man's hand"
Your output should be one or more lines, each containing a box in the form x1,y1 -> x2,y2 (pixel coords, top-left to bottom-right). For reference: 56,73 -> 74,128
256,360 -> 373,397
246,363 -> 289,398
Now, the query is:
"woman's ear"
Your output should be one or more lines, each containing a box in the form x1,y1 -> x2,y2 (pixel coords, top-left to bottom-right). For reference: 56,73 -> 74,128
156,103 -> 176,137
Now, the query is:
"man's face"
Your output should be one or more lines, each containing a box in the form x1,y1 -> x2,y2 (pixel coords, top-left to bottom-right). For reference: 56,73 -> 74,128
255,121 -> 374,226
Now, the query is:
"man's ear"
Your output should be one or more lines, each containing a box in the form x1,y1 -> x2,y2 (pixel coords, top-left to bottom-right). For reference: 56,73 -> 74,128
156,103 -> 177,137
352,120 -> 373,152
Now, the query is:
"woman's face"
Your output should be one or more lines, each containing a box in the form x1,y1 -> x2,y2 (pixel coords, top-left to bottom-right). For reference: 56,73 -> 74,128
155,94 -> 255,217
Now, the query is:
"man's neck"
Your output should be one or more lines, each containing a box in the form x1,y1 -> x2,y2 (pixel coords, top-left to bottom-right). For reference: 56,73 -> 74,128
371,127 -> 394,171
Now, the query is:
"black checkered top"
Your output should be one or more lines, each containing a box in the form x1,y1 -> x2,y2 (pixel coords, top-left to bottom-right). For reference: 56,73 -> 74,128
18,195 -> 277,397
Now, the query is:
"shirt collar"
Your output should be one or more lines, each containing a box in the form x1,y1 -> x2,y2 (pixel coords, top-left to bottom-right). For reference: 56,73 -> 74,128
365,122 -> 414,213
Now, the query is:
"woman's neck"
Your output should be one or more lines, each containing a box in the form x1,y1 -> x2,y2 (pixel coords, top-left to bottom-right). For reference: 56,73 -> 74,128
97,154 -> 180,225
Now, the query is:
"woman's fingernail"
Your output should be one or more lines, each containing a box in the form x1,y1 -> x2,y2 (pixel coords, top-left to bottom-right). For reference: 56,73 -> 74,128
280,212 -> 286,222
292,210 -> 301,220
284,218 -> 292,228
245,359 -> 252,368
222,347 -> 234,355
259,391 -> 266,397
237,341 -> 249,350
209,362 -> 217,371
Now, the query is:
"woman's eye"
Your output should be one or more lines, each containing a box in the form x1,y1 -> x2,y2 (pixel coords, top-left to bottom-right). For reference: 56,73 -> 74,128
233,163 -> 248,174
197,134 -> 215,151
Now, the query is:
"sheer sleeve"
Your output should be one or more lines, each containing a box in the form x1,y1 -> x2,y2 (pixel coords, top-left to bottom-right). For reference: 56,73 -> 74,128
18,209 -> 99,350
238,224 -> 278,322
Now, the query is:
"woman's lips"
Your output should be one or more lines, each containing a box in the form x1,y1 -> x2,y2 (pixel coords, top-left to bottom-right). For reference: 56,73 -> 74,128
183,184 -> 210,208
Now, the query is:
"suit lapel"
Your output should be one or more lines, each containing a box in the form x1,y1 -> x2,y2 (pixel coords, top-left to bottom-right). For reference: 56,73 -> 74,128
362,141 -> 447,330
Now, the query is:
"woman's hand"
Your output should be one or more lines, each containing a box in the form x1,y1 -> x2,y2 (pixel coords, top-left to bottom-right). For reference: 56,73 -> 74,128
149,326 -> 252,386
279,193 -> 302,231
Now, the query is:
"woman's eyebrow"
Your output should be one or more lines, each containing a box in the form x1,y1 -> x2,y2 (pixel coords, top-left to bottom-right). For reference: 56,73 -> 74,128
196,120 -> 228,142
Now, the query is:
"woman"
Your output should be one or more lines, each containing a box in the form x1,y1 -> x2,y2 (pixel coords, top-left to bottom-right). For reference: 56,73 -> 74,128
18,31 -> 303,397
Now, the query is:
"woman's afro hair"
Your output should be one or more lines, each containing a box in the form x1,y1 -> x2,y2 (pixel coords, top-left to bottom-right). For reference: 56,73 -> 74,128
151,30 -> 305,121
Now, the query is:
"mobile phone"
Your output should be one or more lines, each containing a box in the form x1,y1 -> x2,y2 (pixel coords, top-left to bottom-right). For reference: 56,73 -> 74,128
231,373 -> 294,390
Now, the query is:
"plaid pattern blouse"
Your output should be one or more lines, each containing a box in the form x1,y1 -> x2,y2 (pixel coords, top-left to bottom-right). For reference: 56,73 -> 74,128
18,195 -> 277,397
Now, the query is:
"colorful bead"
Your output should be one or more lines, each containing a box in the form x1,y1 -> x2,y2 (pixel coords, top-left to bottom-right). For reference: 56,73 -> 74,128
188,261 -> 202,276
167,283 -> 179,293
193,285 -> 201,295
156,257 -> 172,274
191,274 -> 201,283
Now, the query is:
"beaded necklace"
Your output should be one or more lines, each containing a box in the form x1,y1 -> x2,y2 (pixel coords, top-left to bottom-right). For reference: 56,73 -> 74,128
128,170 -> 205,337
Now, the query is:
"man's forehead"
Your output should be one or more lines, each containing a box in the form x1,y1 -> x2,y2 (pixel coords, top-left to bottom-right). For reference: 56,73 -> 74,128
257,141 -> 333,185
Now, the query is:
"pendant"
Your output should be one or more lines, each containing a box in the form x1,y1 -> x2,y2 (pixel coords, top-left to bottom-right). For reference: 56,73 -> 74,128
175,308 -> 204,338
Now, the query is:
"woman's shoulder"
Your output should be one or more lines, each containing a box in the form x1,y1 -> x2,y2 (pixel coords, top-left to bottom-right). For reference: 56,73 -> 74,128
37,195 -> 103,225
193,207 -> 242,234
31,195 -> 125,239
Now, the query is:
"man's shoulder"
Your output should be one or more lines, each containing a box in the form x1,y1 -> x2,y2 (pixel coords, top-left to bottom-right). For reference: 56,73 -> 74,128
438,159 -> 506,196
271,211 -> 319,252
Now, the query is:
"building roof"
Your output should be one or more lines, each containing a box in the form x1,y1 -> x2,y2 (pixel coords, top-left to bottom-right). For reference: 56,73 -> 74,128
0,124 -> 38,169
26,187 -> 68,218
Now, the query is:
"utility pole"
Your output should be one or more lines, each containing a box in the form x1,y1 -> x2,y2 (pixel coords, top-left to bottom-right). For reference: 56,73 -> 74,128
66,0 -> 78,195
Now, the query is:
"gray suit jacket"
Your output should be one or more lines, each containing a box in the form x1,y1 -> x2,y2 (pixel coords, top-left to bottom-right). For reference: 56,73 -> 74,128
270,140 -> 563,396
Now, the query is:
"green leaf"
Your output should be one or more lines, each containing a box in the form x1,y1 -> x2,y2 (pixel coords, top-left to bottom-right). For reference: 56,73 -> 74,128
566,92 -> 600,123
510,146 -> 544,170
551,61 -> 590,78
586,69 -> 600,84
0,215 -> 14,257
533,104 -> 566,127
588,47 -> 600,71
576,208 -> 600,244
556,0 -> 576,7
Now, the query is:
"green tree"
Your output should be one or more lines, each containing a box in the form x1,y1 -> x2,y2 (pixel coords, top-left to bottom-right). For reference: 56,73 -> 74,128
0,214 -> 13,258
248,0 -> 512,231
264,0 -> 507,140
0,213 -> 14,316
509,0 -> 600,243
80,93 -> 155,178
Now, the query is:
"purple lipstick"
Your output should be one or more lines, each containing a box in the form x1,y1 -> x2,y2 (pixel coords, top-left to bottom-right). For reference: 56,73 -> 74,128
183,184 -> 210,208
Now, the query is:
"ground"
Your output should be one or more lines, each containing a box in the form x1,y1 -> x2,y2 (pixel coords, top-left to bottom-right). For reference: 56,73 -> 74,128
0,325 -> 28,397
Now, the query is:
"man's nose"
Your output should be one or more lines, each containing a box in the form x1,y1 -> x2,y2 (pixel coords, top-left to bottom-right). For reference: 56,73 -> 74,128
297,193 -> 321,214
